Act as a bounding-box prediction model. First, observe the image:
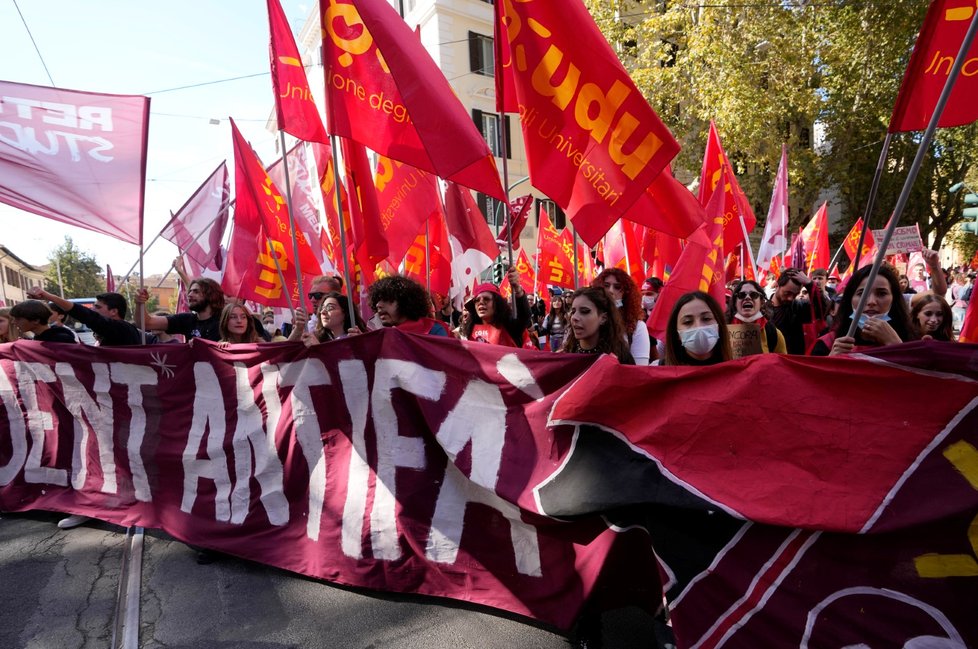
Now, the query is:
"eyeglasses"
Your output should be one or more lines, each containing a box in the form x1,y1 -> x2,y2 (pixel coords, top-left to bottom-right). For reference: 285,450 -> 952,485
322,304 -> 340,312
307,292 -> 326,302
736,291 -> 762,301
473,296 -> 494,304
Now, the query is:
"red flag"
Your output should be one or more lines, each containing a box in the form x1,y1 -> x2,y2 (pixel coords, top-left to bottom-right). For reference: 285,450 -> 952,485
500,248 -> 536,297
493,0 -> 682,246
495,195 -> 533,248
267,0 -> 329,143
645,229 -> 683,281
842,217 -> 879,267
648,170 -> 728,338
0,80 -> 149,245
321,0 -> 504,199
889,0 -> 978,132
106,265 -> 115,292
536,211 -> 576,291
786,230 -> 806,271
443,181 -> 501,298
698,121 -> 756,252
373,155 -> 440,265
223,118 -> 322,307
401,203 -> 451,297
623,168 -> 708,244
161,162 -> 231,272
799,202 -> 831,272
493,0 -> 518,114
340,137 -> 388,276
602,220 -> 644,287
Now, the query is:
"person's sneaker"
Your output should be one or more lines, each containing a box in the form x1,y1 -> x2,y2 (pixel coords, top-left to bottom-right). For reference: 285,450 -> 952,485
57,514 -> 91,530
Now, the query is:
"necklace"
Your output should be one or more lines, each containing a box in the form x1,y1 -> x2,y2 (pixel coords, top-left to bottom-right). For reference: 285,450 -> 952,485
572,341 -> 601,354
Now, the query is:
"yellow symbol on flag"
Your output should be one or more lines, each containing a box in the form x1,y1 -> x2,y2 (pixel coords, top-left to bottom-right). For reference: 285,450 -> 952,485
278,56 -> 302,67
946,1 -> 977,21
914,440 -> 978,577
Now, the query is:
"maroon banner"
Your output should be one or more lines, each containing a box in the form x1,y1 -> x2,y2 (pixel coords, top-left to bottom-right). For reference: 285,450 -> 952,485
0,331 -> 650,629
0,80 -> 149,245
2,334 -> 975,643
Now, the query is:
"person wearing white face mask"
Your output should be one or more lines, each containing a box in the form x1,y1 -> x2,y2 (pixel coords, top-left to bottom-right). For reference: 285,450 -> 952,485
663,291 -> 732,366
724,279 -> 787,354
640,277 -> 663,318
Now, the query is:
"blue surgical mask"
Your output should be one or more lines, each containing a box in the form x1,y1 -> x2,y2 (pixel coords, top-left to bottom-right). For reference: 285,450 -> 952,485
855,313 -> 891,328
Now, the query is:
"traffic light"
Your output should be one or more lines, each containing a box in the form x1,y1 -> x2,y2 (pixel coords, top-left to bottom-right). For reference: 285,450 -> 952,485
963,193 -> 978,235
492,262 -> 504,285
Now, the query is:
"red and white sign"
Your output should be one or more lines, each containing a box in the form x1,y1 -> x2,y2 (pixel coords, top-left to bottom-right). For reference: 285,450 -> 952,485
873,224 -> 924,255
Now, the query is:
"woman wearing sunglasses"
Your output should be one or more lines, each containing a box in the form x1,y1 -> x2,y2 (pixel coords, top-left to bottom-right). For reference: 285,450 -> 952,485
302,291 -> 366,346
724,279 -> 786,355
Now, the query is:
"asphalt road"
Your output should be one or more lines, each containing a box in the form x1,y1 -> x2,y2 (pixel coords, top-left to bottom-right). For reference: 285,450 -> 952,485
0,511 -> 662,649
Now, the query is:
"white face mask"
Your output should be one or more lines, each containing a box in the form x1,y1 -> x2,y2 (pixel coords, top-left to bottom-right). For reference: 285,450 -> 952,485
642,295 -> 657,311
264,323 -> 277,335
614,299 -> 624,308
680,324 -> 720,356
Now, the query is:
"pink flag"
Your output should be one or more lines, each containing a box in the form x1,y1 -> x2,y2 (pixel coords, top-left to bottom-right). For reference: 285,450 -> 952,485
106,265 -> 115,292
267,143 -> 330,271
756,144 -> 789,271
0,80 -> 149,245
160,162 -> 230,272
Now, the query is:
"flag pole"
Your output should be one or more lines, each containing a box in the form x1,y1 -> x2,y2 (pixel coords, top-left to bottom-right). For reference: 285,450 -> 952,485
740,244 -> 745,281
424,218 -> 431,293
849,132 -> 893,274
131,199 -> 235,288
737,214 -> 758,279
572,226 -> 580,290
278,130 -> 305,308
329,136 -> 357,322
152,202 -> 236,288
119,230 -> 163,288
847,14 -> 978,338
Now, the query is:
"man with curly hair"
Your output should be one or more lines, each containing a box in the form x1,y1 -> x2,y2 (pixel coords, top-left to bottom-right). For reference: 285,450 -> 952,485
368,276 -> 449,336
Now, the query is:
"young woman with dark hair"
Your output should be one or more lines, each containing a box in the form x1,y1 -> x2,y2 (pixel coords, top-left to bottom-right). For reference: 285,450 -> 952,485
560,287 -> 634,364
663,291 -> 732,366
461,267 -> 531,347
725,279 -> 786,354
810,265 -> 916,356
303,291 -> 366,345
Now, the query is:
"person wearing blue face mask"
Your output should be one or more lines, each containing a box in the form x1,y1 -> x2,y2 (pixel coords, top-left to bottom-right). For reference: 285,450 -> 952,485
662,291 -> 732,366
810,265 -> 916,356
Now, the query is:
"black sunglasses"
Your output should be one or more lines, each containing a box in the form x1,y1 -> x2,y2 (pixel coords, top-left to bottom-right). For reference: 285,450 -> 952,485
736,291 -> 762,301
307,291 -> 326,302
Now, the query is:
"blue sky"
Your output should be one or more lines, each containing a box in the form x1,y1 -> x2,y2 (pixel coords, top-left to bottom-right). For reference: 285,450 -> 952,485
0,0 -> 314,277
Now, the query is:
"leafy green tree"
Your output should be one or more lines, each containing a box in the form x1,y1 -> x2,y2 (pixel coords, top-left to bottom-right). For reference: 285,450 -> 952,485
45,236 -> 105,298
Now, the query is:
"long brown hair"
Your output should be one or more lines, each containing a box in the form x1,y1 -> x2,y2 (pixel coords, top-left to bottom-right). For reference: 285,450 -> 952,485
219,304 -> 260,343
910,292 -> 954,342
561,287 -> 635,364
664,291 -> 732,366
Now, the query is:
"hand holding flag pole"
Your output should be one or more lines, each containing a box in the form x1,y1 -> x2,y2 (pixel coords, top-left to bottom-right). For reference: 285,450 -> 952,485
848,12 -> 978,338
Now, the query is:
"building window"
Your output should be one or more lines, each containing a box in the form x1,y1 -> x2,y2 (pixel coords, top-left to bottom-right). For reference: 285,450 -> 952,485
800,126 -> 811,149
536,199 -> 566,231
476,192 -> 500,227
469,32 -> 494,77
472,109 -> 511,158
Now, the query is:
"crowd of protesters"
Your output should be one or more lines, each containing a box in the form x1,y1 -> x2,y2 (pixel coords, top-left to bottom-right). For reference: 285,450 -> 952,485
5,247 -> 969,367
